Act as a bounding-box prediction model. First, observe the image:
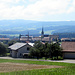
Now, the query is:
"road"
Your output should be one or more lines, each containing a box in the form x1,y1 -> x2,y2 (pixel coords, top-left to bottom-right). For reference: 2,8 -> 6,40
0,57 -> 75,64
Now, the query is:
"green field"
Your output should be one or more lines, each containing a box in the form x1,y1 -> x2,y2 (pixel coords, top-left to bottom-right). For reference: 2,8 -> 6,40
0,34 -> 19,37
39,30 -> 55,35
44,30 -> 55,35
0,59 -> 75,75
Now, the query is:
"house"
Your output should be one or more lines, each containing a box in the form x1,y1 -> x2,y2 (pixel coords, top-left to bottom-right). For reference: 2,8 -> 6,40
18,27 -> 59,43
49,35 -> 59,42
0,38 -> 10,42
32,37 -> 41,42
42,37 -> 50,42
19,34 -> 33,42
61,41 -> 75,59
20,37 -> 32,42
61,38 -> 75,42
61,38 -> 70,41
8,43 -> 34,58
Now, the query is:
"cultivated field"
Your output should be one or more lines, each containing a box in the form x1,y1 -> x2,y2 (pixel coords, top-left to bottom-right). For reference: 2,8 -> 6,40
0,62 -> 62,73
0,59 -> 74,75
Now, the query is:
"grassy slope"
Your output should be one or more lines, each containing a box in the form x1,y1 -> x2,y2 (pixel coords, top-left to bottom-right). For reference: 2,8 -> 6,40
0,59 -> 75,75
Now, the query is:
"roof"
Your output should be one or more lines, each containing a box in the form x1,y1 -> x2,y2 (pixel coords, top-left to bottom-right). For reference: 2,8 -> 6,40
8,43 -> 34,50
20,38 -> 32,41
61,38 -> 75,42
32,37 -> 41,41
61,42 -> 75,52
49,35 -> 59,38
71,38 -> 75,40
0,38 -> 10,41
12,38 -> 19,41
61,38 -> 70,41
28,43 -> 34,46
42,37 -> 50,41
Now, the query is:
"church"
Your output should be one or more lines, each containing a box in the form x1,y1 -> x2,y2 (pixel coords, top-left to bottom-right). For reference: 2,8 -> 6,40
41,27 -> 59,43
18,27 -> 59,43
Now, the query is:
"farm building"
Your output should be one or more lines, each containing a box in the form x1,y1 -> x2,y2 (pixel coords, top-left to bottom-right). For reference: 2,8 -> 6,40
8,43 -> 34,58
61,41 -> 75,59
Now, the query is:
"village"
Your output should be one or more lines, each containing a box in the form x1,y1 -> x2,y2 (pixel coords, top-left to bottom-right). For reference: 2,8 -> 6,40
0,27 -> 75,59
0,0 -> 75,75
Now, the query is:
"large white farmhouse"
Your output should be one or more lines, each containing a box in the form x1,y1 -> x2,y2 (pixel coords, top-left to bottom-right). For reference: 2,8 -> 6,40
8,43 -> 34,58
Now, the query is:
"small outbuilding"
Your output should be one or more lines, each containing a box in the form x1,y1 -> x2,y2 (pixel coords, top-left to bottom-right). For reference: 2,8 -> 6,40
61,41 -> 75,59
8,43 -> 34,58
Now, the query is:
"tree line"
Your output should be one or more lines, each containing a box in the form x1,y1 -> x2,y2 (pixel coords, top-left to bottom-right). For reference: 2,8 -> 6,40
0,40 -> 17,56
54,33 -> 75,39
30,41 -> 63,60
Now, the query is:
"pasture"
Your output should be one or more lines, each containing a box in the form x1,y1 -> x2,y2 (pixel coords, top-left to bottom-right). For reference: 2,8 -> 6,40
0,59 -> 74,75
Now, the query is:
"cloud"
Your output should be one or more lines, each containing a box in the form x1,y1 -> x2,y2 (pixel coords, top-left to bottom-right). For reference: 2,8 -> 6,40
0,0 -> 75,21
66,0 -> 75,14
29,0 -> 36,2
67,7 -> 74,13
29,0 -> 40,2
0,0 -> 20,4
72,0 -> 75,6
22,0 -> 73,17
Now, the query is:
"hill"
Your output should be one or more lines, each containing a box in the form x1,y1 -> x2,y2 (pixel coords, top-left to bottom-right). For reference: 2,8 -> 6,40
0,20 -> 75,36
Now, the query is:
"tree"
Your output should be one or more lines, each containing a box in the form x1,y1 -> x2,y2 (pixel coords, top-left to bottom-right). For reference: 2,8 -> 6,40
8,40 -> 16,46
50,43 -> 62,59
30,41 -> 44,59
0,43 -> 7,56
30,41 -> 62,60
43,43 -> 51,60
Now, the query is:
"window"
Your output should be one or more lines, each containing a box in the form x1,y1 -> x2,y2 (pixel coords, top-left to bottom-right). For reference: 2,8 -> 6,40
20,53 -> 21,56
27,47 -> 30,51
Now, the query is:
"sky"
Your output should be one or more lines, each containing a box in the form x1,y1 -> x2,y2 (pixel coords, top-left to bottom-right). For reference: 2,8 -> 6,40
0,0 -> 75,21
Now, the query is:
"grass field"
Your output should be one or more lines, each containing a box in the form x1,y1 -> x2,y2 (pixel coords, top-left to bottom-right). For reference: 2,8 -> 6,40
0,59 -> 75,75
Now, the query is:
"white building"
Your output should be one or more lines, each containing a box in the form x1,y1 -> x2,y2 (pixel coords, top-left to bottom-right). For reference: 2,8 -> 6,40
8,43 -> 34,58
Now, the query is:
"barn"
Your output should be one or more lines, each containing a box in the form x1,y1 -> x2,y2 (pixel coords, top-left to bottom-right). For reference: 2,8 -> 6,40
61,41 -> 75,59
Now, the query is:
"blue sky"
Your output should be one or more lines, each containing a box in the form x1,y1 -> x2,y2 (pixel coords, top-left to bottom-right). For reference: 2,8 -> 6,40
0,0 -> 75,21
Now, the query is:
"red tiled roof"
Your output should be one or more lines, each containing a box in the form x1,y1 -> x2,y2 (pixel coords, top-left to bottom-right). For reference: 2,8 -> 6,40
0,38 -> 10,41
20,38 -> 31,41
61,42 -> 75,52
49,35 -> 59,38
61,38 -> 70,40
42,37 -> 50,41
32,37 -> 41,41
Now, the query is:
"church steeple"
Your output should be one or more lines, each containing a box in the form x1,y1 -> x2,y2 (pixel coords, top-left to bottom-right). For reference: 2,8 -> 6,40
41,27 -> 44,38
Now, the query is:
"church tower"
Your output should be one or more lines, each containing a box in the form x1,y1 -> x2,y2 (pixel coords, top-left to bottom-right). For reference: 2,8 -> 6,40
41,27 -> 44,38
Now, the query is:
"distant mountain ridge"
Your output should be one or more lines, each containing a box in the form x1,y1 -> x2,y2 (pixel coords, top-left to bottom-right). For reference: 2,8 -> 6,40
0,20 -> 75,35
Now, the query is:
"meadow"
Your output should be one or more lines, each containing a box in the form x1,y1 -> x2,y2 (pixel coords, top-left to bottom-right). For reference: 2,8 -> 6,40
0,59 -> 75,75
